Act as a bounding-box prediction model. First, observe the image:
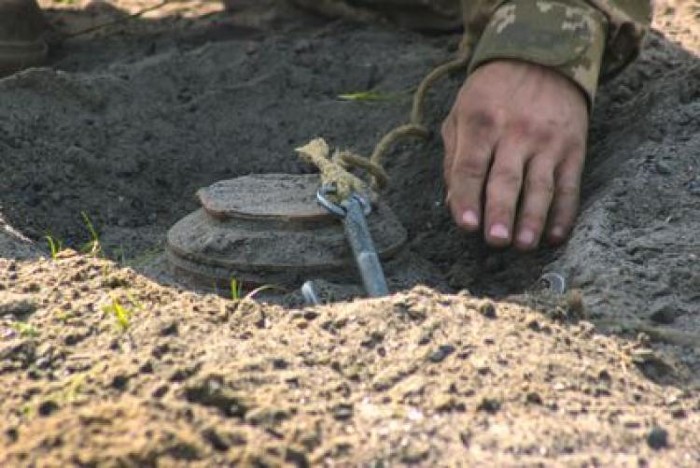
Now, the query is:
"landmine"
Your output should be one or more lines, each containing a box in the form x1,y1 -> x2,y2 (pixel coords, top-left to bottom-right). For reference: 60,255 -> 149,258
167,173 -> 408,292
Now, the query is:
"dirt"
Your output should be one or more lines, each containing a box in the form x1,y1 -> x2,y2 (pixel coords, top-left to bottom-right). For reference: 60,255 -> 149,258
0,0 -> 699,465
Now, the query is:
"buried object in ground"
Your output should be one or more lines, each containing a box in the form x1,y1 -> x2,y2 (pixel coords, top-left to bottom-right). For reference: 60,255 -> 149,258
166,174 -> 407,292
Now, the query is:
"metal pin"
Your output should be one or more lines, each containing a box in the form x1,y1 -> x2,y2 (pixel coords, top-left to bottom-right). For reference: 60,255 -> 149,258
301,280 -> 322,306
317,187 -> 390,298
341,195 -> 390,297
539,272 -> 567,295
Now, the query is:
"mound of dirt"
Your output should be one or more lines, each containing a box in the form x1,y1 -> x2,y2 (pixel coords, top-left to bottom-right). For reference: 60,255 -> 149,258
0,0 -> 698,465
1,255 -> 699,465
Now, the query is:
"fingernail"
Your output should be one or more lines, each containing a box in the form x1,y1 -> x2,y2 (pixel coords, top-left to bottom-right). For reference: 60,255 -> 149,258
550,226 -> 565,240
489,223 -> 509,240
461,210 -> 479,228
517,228 -> 536,247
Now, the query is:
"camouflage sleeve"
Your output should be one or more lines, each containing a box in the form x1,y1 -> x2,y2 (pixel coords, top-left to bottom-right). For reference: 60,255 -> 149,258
466,0 -> 653,105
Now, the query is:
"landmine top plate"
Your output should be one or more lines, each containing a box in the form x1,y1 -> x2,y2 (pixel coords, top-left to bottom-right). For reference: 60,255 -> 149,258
198,174 -> 333,221
167,173 -> 408,289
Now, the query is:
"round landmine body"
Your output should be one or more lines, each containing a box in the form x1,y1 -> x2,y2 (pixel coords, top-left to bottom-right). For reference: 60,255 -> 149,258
167,174 -> 407,292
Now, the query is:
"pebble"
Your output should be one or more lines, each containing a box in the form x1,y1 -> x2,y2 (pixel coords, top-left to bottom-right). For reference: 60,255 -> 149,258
478,301 -> 497,319
686,178 -> 700,196
477,398 -> 501,414
332,403 -> 353,421
646,426 -> 669,450
38,400 -> 59,417
428,344 -> 456,363
0,294 -> 37,318
649,304 -> 679,325
654,161 -> 672,175
525,392 -> 543,405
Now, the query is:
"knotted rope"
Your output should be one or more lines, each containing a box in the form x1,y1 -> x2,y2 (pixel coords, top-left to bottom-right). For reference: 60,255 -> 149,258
297,13 -> 477,203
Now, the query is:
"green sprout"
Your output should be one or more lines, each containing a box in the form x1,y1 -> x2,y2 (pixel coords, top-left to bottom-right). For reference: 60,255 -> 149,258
80,211 -> 101,256
102,296 -> 134,332
45,235 -> 65,260
10,322 -> 39,338
230,278 -> 243,301
337,90 -> 402,102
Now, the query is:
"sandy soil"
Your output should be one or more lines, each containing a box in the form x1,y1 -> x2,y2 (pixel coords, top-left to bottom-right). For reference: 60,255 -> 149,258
0,0 -> 698,465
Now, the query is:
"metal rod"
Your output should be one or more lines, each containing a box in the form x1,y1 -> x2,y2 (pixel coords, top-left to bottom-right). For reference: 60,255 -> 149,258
342,196 -> 390,297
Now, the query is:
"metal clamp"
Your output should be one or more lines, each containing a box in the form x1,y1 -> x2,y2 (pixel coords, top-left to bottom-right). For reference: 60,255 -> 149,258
539,272 -> 567,295
316,185 -> 389,298
316,184 -> 372,218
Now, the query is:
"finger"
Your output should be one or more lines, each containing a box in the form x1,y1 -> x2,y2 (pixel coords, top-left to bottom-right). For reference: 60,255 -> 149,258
441,117 -> 456,187
514,154 -> 556,251
483,139 -> 528,247
547,154 -> 584,245
448,115 -> 498,231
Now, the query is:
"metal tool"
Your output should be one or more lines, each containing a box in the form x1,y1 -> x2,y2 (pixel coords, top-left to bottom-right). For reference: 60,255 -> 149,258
301,280 -> 322,306
539,272 -> 567,295
317,185 -> 390,298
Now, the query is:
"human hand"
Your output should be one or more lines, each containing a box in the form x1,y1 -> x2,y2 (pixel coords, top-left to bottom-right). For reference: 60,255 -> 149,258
442,59 -> 589,251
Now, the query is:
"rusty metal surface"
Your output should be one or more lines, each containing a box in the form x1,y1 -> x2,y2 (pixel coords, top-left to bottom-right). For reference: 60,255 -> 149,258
168,174 -> 408,289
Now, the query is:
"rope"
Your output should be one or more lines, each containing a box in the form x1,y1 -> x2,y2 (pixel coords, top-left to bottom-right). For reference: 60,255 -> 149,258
297,18 -> 477,203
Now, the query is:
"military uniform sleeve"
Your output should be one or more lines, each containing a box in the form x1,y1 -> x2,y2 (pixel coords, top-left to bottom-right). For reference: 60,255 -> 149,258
465,0 -> 652,106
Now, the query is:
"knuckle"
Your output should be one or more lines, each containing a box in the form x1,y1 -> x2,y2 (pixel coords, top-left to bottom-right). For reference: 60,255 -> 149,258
465,107 -> 501,133
556,182 -> 580,198
453,156 -> 489,180
526,173 -> 555,196
521,211 -> 547,230
565,137 -> 586,158
491,165 -> 522,187
487,202 -> 515,223
534,126 -> 555,143
516,118 -> 555,143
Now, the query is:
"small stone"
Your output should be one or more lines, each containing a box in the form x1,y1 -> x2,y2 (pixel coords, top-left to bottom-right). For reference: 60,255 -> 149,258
139,360 -> 154,374
245,406 -> 291,426
433,394 -> 465,412
646,426 -> 669,450
687,179 -> 700,196
271,358 -> 289,370
428,344 -> 456,363
0,294 -> 37,318
152,384 -> 169,399
245,42 -> 258,55
621,417 -> 642,429
478,301 -> 497,319
399,441 -> 430,464
5,427 -> 18,443
332,403 -> 354,421
111,374 -> 130,390
38,400 -> 59,417
525,392 -> 543,405
159,321 -> 179,336
303,310 -> 319,321
671,408 -> 687,419
649,304 -> 679,325
477,397 -> 501,414
654,161 -> 672,175
35,357 -> 51,369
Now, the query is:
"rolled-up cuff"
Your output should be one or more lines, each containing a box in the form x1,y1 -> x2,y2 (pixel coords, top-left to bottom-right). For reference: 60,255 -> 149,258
468,0 -> 608,108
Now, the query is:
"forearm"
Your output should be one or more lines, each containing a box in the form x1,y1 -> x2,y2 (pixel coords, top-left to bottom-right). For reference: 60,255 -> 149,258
464,0 -> 653,105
